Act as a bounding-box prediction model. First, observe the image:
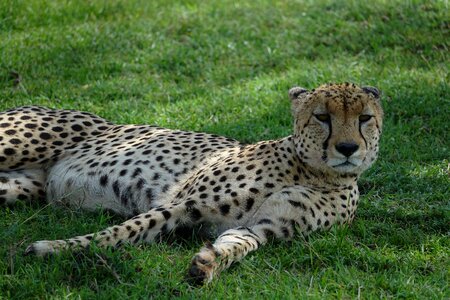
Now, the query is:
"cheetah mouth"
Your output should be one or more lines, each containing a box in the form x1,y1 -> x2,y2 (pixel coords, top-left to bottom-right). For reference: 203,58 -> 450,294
332,161 -> 357,169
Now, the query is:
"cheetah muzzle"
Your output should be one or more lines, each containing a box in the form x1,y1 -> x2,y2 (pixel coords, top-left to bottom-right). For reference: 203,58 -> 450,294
1,83 -> 383,285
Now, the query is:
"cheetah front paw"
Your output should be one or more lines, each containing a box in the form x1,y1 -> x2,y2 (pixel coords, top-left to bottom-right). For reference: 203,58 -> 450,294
186,245 -> 219,285
24,240 -> 67,257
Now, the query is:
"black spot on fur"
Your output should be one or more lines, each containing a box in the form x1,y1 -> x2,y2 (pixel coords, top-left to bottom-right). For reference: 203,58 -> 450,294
71,124 -> 82,131
162,210 -> 171,220
245,198 -> 254,211
4,148 -> 15,156
112,180 -> 120,197
257,219 -> 273,225
39,132 -> 52,140
99,174 -> 108,186
219,204 -> 230,215
148,219 -> 156,229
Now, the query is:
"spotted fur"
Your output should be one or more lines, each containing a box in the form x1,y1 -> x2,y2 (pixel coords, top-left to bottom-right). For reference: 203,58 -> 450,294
1,83 -> 383,284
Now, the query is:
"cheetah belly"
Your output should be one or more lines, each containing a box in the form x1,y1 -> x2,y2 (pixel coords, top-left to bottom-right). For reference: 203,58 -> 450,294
45,155 -> 176,216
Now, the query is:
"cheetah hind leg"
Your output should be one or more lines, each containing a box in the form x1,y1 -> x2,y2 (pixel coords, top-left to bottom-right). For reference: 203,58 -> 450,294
24,203 -> 191,256
0,169 -> 46,205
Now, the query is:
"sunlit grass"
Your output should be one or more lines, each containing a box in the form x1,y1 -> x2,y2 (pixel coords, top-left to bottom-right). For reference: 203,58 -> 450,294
0,0 -> 448,298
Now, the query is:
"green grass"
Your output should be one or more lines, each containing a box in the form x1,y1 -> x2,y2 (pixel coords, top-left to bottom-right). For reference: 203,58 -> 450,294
0,0 -> 448,298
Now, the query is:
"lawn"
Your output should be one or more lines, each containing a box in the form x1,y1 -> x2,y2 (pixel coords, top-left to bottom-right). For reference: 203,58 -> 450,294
0,0 -> 448,298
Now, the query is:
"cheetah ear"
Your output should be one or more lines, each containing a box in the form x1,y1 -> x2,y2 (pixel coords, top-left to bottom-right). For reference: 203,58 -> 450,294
288,86 -> 308,101
362,86 -> 381,99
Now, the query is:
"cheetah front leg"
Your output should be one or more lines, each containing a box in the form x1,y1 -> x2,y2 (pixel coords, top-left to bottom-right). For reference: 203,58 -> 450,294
187,221 -> 292,285
24,203 -> 189,257
187,186 -> 344,284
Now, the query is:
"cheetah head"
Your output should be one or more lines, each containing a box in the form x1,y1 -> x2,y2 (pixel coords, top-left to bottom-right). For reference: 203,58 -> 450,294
289,83 -> 383,176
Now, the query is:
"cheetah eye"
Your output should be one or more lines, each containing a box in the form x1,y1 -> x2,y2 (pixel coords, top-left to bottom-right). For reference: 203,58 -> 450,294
359,115 -> 373,123
314,114 -> 330,123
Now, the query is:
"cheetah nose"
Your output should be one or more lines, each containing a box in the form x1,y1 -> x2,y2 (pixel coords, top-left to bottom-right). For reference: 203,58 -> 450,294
335,142 -> 359,157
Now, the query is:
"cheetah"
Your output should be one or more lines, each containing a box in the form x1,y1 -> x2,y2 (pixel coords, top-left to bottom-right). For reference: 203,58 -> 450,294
1,83 -> 383,284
